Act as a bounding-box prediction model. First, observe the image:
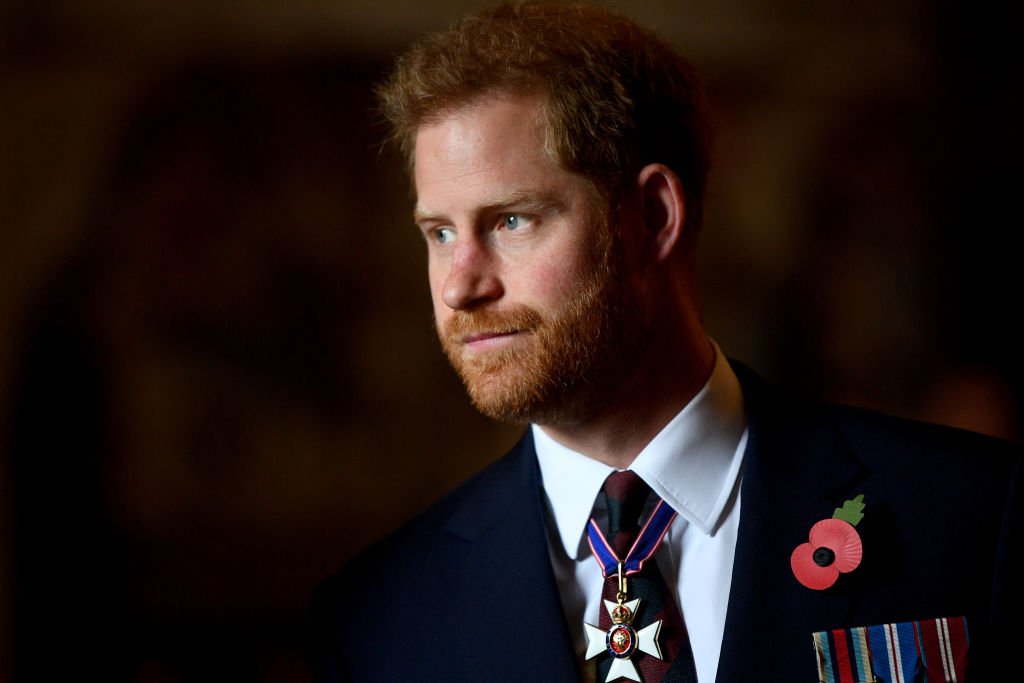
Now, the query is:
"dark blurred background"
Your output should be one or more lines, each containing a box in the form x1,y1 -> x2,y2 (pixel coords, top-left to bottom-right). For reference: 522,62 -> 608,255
0,1 -> 1020,681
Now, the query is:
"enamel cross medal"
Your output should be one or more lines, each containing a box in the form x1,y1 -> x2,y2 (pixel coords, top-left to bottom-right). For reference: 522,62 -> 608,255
584,563 -> 665,682
583,500 -> 677,683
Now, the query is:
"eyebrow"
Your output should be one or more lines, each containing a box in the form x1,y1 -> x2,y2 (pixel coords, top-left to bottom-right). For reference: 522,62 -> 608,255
412,189 -> 564,224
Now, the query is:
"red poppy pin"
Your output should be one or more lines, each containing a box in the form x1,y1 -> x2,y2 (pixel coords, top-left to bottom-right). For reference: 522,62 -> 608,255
790,494 -> 865,590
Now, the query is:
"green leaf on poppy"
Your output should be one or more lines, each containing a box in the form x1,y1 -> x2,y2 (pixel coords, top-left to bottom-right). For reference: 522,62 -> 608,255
833,494 -> 865,526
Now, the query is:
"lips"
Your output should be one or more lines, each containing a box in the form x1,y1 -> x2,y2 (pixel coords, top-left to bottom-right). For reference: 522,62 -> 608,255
460,330 -> 528,352
443,306 -> 543,351
463,330 -> 519,344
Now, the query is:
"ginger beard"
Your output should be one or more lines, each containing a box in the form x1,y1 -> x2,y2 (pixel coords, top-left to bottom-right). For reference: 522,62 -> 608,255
438,215 -> 637,425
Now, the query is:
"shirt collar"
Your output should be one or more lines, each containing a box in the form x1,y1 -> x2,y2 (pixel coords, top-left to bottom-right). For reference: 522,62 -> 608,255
534,340 -> 747,560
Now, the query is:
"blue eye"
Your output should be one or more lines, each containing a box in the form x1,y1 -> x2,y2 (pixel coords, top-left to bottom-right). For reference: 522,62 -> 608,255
435,227 -> 455,244
504,215 -> 524,230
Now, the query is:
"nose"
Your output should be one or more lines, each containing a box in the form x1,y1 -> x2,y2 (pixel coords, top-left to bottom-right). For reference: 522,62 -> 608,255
440,237 -> 503,310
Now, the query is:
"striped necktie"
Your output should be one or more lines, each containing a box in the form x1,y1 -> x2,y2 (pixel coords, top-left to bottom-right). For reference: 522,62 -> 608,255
594,470 -> 697,683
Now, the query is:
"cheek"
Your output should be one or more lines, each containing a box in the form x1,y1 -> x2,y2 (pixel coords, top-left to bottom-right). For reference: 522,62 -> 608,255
515,254 -> 593,305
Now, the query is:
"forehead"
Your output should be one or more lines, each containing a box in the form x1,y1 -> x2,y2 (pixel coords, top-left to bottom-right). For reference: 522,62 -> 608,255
412,93 -> 583,217
415,94 -> 547,167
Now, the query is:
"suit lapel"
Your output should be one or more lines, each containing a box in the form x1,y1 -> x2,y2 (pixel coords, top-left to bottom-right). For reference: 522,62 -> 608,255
718,363 -> 870,681
444,432 -> 581,681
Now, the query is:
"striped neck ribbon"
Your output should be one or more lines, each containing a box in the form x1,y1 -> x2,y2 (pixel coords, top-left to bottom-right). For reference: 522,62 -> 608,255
586,499 -> 677,579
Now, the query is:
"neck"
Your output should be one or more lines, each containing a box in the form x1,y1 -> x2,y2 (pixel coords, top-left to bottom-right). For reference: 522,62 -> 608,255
537,323 -> 715,469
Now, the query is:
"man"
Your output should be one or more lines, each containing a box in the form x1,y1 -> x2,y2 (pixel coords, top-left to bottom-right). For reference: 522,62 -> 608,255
312,2 -> 1022,681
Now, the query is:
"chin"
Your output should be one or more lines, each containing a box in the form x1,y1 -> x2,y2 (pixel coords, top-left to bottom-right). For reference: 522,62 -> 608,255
463,370 -> 602,427
462,371 -> 538,424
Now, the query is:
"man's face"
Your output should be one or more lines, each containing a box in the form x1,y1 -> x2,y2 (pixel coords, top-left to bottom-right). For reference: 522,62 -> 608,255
413,93 -> 637,425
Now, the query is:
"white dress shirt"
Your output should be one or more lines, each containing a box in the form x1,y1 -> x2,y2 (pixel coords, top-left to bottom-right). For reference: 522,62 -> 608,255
533,341 -> 748,683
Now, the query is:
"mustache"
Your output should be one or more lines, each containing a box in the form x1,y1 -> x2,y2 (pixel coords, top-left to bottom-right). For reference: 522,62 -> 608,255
442,306 -> 544,341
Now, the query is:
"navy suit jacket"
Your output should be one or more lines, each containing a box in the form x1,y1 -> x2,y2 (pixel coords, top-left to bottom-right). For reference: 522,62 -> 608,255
312,363 -> 1023,681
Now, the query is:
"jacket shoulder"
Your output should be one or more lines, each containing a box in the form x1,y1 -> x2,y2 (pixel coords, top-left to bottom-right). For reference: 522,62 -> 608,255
732,357 -> 1021,468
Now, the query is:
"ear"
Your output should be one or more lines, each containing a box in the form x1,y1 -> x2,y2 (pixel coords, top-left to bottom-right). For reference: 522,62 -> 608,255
635,163 -> 686,263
